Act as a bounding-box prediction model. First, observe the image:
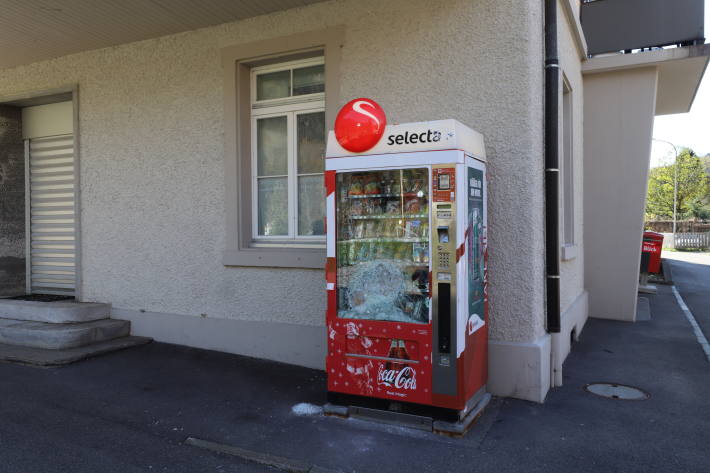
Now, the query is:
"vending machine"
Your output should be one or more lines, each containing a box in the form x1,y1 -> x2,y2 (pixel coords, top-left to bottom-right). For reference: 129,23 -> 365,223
325,111 -> 488,415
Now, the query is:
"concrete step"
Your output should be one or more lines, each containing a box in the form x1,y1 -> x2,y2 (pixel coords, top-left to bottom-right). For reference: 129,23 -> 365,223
0,299 -> 111,323
0,318 -> 130,350
0,336 -> 152,366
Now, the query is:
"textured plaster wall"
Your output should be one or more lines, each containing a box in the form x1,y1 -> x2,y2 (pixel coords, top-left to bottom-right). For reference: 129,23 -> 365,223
558,1 -> 586,314
0,0 -> 546,342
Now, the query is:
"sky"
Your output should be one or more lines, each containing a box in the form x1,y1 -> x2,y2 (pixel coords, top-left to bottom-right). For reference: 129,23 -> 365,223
650,0 -> 710,167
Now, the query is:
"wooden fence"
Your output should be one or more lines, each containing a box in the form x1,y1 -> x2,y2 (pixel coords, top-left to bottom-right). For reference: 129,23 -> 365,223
643,220 -> 710,233
674,232 -> 710,250
646,221 -> 710,233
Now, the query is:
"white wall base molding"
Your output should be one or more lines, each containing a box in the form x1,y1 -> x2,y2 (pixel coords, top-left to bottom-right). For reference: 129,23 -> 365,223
488,334 -> 552,403
112,308 -> 326,370
114,306 -> 584,404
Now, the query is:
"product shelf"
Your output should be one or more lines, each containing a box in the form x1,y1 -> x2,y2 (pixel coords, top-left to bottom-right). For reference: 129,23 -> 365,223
347,192 -> 427,199
338,238 -> 428,244
348,214 -> 428,220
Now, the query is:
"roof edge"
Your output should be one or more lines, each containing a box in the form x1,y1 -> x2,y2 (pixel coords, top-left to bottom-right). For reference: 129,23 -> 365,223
582,43 -> 710,74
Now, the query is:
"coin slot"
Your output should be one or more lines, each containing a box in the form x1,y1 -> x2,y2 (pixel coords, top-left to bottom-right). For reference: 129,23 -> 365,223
437,227 -> 449,243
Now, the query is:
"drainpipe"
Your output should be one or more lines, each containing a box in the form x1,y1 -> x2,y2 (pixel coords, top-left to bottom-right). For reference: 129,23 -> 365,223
544,0 -> 561,333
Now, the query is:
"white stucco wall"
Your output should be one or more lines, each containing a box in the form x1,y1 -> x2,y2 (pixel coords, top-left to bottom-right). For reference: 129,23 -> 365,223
0,0 -> 546,354
558,1 -> 586,315
550,0 -> 588,388
583,67 -> 658,322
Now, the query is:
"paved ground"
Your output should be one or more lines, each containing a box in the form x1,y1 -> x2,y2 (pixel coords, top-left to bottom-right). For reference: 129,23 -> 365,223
663,250 -> 710,340
1,282 -> 710,472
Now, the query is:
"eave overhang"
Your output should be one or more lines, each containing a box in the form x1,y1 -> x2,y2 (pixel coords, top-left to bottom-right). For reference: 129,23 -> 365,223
582,44 -> 710,116
0,0 -> 328,71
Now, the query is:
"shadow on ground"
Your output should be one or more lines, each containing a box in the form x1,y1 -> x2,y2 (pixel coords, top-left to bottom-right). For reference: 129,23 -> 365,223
1,284 -> 709,473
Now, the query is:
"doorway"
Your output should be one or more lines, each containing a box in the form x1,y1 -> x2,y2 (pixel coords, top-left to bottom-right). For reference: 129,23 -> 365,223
0,89 -> 80,299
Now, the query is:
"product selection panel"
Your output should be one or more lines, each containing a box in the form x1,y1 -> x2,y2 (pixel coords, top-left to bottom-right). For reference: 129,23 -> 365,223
431,166 -> 456,370
433,210 -> 453,274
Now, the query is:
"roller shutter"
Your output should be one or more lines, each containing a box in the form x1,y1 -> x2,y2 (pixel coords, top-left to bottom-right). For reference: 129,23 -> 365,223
27,134 -> 76,296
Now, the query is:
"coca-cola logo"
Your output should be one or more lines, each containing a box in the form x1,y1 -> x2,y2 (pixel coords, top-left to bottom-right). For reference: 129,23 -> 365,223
334,98 -> 387,153
377,365 -> 417,390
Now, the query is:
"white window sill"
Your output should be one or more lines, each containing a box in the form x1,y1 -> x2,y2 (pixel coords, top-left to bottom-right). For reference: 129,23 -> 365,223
251,240 -> 325,249
561,244 -> 577,261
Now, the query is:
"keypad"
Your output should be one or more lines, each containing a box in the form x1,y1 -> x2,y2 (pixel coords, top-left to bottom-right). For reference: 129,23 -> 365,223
438,252 -> 451,269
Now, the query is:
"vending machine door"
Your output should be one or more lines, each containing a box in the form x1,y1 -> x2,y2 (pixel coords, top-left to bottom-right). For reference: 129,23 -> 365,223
327,167 -> 433,404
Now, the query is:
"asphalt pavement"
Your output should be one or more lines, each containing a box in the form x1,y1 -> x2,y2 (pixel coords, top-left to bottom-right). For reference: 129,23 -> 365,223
1,278 -> 710,472
663,250 -> 710,340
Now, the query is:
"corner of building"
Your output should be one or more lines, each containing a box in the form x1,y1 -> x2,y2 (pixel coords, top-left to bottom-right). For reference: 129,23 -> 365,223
551,289 -> 588,386
488,334 -> 552,403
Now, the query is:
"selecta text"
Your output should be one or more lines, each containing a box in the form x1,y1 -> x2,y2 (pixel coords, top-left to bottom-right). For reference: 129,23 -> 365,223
387,130 -> 442,146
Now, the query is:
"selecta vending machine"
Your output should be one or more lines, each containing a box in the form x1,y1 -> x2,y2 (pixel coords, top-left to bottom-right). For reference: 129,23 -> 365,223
325,99 -> 488,418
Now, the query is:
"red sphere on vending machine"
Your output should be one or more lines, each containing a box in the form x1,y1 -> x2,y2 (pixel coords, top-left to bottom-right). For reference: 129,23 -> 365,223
334,98 -> 387,153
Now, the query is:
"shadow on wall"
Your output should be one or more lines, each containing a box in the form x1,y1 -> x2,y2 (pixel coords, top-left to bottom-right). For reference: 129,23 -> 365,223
0,257 -> 25,296
0,105 -> 26,296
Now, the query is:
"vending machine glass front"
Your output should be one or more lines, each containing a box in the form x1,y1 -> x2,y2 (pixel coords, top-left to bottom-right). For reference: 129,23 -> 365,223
335,168 -> 430,324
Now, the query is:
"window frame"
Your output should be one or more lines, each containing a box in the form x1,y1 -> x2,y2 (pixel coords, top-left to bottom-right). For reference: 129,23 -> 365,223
221,27 -> 343,269
250,56 -> 325,107
561,76 -> 577,261
250,58 -> 326,243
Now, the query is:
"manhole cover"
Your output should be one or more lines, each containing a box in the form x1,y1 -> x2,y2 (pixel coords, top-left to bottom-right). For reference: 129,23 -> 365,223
584,383 -> 649,401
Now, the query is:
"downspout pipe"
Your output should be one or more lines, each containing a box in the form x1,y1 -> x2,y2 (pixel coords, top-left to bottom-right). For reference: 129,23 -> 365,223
544,0 -> 561,333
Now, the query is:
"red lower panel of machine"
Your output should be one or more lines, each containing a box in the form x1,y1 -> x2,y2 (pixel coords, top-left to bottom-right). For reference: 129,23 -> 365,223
326,320 -> 433,405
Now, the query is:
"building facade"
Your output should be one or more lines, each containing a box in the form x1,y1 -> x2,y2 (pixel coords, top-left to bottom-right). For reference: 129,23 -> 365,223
0,0 -> 706,402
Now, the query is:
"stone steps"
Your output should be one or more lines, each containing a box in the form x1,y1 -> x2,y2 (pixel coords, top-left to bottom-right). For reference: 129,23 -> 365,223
0,299 -> 111,323
0,298 -> 151,364
0,318 -> 130,350
0,336 -> 152,366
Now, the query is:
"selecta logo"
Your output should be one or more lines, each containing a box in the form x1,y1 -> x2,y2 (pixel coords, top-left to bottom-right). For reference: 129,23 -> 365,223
334,98 -> 387,153
386,129 -> 442,146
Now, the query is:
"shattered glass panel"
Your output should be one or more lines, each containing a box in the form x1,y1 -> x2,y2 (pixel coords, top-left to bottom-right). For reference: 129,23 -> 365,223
336,169 -> 430,324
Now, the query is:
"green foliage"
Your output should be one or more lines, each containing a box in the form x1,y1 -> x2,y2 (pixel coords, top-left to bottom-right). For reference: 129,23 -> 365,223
645,148 -> 710,220
686,197 -> 710,220
702,154 -> 710,175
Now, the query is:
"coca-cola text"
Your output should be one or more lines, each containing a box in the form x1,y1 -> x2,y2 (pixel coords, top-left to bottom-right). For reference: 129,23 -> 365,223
378,365 -> 417,390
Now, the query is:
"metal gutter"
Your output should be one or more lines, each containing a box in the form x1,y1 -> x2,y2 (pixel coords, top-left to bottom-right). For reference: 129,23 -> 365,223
544,0 -> 561,333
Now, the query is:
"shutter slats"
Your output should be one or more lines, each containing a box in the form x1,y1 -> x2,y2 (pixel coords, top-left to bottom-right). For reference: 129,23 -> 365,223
29,134 -> 76,296
30,288 -> 75,296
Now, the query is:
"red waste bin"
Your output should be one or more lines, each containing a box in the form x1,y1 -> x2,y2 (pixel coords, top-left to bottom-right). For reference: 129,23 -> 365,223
642,231 -> 664,274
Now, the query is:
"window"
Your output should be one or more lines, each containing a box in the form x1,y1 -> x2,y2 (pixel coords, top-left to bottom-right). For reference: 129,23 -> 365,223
251,58 -> 326,241
221,27 -> 343,268
561,78 -> 576,259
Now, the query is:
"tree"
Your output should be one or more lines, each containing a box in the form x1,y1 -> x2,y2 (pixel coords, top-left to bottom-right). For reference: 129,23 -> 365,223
645,148 -> 710,220
702,154 -> 710,177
